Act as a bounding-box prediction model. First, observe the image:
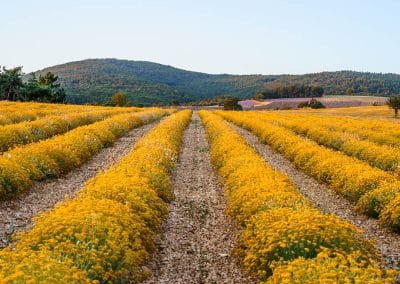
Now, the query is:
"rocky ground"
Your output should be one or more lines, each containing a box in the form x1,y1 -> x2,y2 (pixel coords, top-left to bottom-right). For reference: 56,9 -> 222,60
144,113 -> 255,284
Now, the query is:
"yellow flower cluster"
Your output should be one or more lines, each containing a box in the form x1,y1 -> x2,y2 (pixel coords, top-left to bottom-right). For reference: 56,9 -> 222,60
0,108 -> 172,200
0,101 -> 136,126
265,249 -> 397,284
199,111 -> 391,282
269,111 -> 400,147
0,110 -> 192,283
295,105 -> 394,119
380,194 -> 400,232
217,111 -> 400,230
256,112 -> 400,172
0,108 -> 134,153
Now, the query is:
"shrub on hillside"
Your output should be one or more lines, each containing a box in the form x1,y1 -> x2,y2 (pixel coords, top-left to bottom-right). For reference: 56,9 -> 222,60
223,97 -> 243,110
298,98 -> 325,109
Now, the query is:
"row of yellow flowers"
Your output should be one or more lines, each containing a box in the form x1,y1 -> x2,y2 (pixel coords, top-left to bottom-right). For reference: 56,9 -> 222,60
0,101 -> 142,126
217,111 -> 400,232
0,101 -> 140,112
0,110 -> 192,283
274,112 -> 400,147
254,112 -> 400,173
294,105 -> 393,118
0,108 -> 136,153
0,108 -> 172,200
199,111 -> 395,282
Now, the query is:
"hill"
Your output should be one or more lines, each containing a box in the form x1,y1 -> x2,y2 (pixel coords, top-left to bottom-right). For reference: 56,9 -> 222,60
33,59 -> 400,105
266,71 -> 400,96
34,59 -> 274,105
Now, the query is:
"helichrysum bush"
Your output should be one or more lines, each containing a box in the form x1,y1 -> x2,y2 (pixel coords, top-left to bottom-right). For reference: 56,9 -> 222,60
199,111 -> 394,282
256,112 -> 400,173
264,249 -> 397,284
0,109 -> 170,199
243,208 -> 378,278
217,111 -> 400,228
0,110 -> 192,283
0,108 -> 132,152
380,193 -> 400,232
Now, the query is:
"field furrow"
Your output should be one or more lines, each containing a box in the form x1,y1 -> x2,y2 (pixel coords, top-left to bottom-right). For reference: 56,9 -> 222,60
199,111 -> 396,283
0,120 -> 157,248
0,109 -> 133,152
253,112 -> 400,172
0,110 -> 192,283
217,111 -> 400,231
230,121 -> 400,269
0,109 -> 171,200
144,112 -> 254,283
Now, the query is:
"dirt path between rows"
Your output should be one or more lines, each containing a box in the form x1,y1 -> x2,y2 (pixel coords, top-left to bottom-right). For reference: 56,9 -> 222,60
231,123 -> 400,270
0,121 -> 157,249
144,113 -> 254,284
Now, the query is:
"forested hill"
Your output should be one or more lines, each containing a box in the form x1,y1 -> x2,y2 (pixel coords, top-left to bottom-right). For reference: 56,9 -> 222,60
266,71 -> 400,96
33,59 -> 400,105
34,59 -> 274,105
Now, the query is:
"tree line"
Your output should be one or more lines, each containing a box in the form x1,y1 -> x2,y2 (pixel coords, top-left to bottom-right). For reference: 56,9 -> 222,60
254,84 -> 324,100
0,66 -> 66,103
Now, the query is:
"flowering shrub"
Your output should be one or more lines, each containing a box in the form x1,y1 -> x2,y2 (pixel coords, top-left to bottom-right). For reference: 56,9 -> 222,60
243,209 -> 378,278
357,182 -> 400,218
265,249 -> 397,284
0,108 -> 134,152
0,101 -> 139,126
0,249 -> 90,283
217,111 -> 400,223
0,110 -> 192,283
199,111 -> 390,281
0,108 -> 172,199
271,111 -> 400,147
258,113 -> 400,173
380,193 -> 400,232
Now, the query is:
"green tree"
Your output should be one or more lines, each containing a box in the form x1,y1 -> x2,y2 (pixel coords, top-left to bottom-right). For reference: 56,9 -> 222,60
0,66 -> 24,101
111,92 -> 128,106
253,92 -> 265,101
309,98 -> 325,109
38,72 -> 66,103
22,74 -> 51,101
387,95 -> 400,117
345,88 -> 354,96
223,97 -> 242,110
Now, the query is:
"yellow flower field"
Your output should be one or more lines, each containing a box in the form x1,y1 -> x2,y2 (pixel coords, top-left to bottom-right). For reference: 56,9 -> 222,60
0,102 -> 398,283
253,112 -> 400,172
0,108 -> 172,200
0,110 -> 192,283
0,101 -> 139,126
216,110 -> 400,231
0,108 -> 135,152
199,110 -> 395,282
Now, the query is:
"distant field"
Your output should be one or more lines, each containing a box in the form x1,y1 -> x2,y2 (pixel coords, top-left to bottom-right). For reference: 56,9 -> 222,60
239,95 -> 388,110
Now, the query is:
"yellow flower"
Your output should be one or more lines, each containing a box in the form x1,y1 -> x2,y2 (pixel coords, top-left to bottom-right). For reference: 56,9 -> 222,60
0,110 -> 191,283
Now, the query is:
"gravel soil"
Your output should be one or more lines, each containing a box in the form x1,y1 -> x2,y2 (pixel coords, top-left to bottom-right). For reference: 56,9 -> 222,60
0,122 -> 157,248
144,113 -> 255,284
231,123 -> 400,270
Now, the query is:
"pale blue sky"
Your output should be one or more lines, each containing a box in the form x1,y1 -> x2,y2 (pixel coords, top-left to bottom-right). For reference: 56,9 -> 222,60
1,0 -> 399,74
